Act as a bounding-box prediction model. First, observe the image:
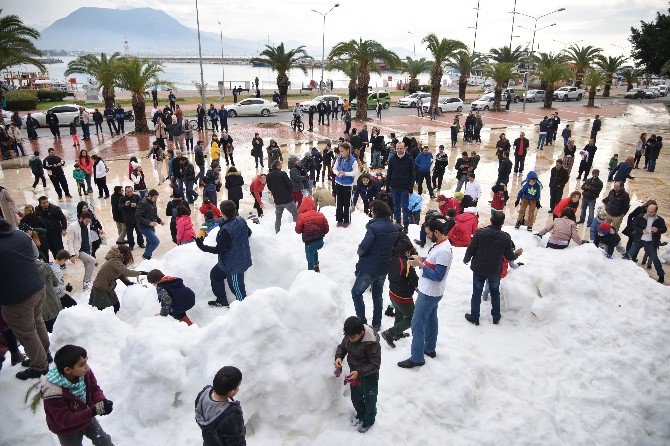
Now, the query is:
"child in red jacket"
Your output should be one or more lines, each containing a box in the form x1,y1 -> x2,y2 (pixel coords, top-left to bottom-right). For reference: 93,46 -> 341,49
448,207 -> 479,247
199,197 -> 222,219
176,205 -> 196,245
250,173 -> 267,217
491,184 -> 509,213
40,345 -> 114,445
295,196 -> 329,272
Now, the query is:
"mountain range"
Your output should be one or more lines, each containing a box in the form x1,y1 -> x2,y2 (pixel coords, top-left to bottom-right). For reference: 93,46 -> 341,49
37,7 -> 418,58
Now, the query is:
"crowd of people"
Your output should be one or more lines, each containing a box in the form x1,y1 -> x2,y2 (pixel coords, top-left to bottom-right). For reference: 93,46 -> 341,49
0,99 -> 666,444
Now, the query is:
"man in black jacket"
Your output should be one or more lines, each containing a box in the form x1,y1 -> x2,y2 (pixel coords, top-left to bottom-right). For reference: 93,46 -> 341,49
578,169 -> 604,225
0,217 -> 51,379
386,142 -> 415,232
624,203 -> 666,283
194,140 -> 207,186
110,186 -> 127,245
464,212 -> 522,325
497,150 -> 512,185
43,148 -> 72,199
590,114 -> 601,142
266,160 -> 298,233
180,157 -> 199,204
602,181 -> 630,232
36,196 -> 67,257
317,100 -> 326,125
548,159 -> 569,212
119,186 -> 145,250
513,132 -> 530,175
136,190 -> 165,260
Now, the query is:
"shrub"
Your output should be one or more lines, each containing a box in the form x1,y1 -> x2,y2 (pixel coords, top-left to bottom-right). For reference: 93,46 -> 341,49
36,90 -> 69,102
4,90 -> 38,111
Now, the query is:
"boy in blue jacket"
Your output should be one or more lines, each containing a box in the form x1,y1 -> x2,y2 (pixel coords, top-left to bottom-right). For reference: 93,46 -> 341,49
414,146 -> 434,198
514,171 -> 542,231
353,173 -> 380,215
147,269 -> 196,325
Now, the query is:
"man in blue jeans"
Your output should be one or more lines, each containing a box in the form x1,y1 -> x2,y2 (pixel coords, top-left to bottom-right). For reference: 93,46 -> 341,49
351,201 -> 398,330
386,142 -> 415,233
398,219 -> 452,369
414,145 -> 435,198
135,189 -> 165,260
464,212 -> 522,326
624,202 -> 666,284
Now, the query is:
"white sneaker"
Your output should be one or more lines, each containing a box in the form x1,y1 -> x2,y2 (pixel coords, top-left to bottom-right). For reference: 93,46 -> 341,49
83,281 -> 92,291
32,187 -> 37,193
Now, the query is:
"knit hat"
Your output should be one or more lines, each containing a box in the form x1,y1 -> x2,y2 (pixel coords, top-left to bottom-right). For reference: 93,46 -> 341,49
596,206 -> 606,218
454,192 -> 465,200
599,222 -> 612,233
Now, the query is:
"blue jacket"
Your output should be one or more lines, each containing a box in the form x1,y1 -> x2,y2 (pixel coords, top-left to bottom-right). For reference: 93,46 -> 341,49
539,119 -> 549,132
204,183 -> 217,205
356,217 -> 398,276
334,156 -> 356,186
353,177 -> 380,204
157,277 -> 196,317
612,161 -> 634,183
196,217 -> 252,275
590,216 -> 605,241
414,152 -> 433,172
408,193 -> 423,212
516,171 -> 542,201
218,108 -> 228,121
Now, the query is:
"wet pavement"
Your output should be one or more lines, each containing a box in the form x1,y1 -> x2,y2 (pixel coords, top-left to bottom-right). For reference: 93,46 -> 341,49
1,101 -> 668,287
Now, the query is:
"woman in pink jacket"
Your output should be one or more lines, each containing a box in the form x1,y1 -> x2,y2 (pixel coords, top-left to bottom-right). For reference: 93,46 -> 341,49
536,207 -> 584,249
78,149 -> 94,194
175,206 -> 196,245
448,207 -> 479,247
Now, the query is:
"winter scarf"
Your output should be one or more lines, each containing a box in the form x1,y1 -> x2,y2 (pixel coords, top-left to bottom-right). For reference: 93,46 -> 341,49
46,367 -> 87,403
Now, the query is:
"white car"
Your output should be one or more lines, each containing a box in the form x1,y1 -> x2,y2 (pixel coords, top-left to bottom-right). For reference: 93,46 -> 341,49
31,105 -> 94,127
658,85 -> 668,96
227,98 -> 279,117
470,94 -> 495,110
643,88 -> 659,98
299,94 -> 343,112
421,97 -> 464,113
398,92 -> 432,108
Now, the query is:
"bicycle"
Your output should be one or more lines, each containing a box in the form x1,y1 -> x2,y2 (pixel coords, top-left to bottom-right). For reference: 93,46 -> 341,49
291,117 -> 304,132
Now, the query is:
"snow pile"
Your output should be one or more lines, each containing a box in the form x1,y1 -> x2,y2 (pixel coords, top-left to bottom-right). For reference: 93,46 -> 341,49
1,208 -> 670,446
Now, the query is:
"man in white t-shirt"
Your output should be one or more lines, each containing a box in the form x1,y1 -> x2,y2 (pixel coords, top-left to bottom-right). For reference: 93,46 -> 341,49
398,219 -> 453,368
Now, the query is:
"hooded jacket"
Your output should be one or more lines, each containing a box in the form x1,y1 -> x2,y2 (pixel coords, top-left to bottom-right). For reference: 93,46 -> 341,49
200,202 -> 222,219
249,174 -> 266,206
388,254 -> 418,302
92,247 -> 141,292
335,325 -> 381,377
552,197 -> 579,218
295,196 -> 329,243
353,176 -> 380,204
0,218 -> 44,305
195,386 -> 246,446
156,276 -> 196,317
448,207 -> 479,247
225,171 -> 244,201
36,260 -> 62,322
516,171 -> 542,201
176,215 -> 196,244
438,195 -> 462,215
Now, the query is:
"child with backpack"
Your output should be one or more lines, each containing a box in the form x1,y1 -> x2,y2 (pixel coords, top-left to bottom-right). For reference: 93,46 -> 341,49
146,269 -> 196,325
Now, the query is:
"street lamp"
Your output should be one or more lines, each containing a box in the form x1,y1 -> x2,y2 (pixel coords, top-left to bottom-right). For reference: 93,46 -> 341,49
195,0 -> 206,120
312,3 -> 340,93
217,21 -> 226,98
472,0 -> 481,53
509,7 -> 565,110
408,31 -> 416,56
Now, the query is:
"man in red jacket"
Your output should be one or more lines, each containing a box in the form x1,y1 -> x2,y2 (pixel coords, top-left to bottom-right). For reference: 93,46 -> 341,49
40,344 -> 114,445
295,196 -> 329,272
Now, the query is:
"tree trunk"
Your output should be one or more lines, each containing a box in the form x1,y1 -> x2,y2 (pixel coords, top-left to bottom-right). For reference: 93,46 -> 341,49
429,65 -> 443,114
132,91 -> 149,133
540,80 -> 548,91
626,82 -> 633,91
575,68 -> 584,89
458,73 -> 467,101
493,84 -> 502,111
408,77 -> 419,94
348,79 -> 357,102
355,61 -> 370,120
277,72 -> 290,110
603,75 -> 612,97
102,85 -> 115,109
588,85 -> 596,107
543,84 -> 554,109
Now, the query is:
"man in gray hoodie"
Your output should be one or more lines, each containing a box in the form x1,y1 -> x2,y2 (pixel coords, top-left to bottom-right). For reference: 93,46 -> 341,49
195,366 -> 246,446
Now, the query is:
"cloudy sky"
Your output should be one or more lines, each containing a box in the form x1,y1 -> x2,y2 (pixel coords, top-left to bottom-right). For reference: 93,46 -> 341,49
5,0 -> 666,57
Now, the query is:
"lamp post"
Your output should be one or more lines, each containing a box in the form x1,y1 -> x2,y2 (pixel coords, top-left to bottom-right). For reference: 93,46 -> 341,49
195,0 -> 206,115
217,21 -> 226,98
510,7 -> 565,111
472,0 -> 481,53
408,31 -> 416,56
312,3 -> 340,93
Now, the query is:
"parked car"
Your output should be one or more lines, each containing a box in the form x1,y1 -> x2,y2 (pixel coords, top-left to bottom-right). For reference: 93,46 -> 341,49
524,89 -> 546,103
624,88 -> 646,99
398,92 -> 432,108
553,86 -> 584,101
643,88 -> 659,99
658,85 -> 668,96
30,105 -> 95,127
227,98 -> 279,117
470,94 -> 495,111
421,97 -> 464,113
502,88 -> 525,103
350,91 -> 392,109
299,94 -> 343,112
649,86 -> 664,97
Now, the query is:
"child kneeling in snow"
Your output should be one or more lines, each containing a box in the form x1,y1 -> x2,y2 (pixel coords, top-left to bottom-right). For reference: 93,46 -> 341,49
195,366 -> 246,445
334,316 -> 381,434
146,269 -> 196,325
40,345 -> 114,446
381,239 -> 418,348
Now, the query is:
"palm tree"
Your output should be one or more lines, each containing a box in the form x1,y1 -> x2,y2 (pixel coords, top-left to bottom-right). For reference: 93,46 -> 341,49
565,44 -> 602,88
402,57 -> 433,93
532,52 -> 572,109
583,69 -> 605,107
328,58 -> 359,102
115,58 -> 169,133
0,10 -> 44,120
594,55 -> 627,97
329,39 -> 400,120
447,51 -> 487,101
251,43 -> 311,110
620,68 -> 639,91
489,45 -> 526,64
65,52 -> 122,109
484,62 -> 516,111
422,34 -> 467,114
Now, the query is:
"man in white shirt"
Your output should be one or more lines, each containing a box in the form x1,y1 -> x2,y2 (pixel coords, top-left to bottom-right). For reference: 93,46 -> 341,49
464,173 -> 482,205
398,219 -> 453,368
66,211 -> 97,290
292,103 -> 303,131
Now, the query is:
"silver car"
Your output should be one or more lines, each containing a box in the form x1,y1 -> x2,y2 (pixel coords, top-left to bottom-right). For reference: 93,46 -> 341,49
524,89 -> 546,103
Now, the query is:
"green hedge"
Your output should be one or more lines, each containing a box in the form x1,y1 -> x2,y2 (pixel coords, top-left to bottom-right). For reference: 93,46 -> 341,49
4,90 -> 38,111
37,90 -> 69,102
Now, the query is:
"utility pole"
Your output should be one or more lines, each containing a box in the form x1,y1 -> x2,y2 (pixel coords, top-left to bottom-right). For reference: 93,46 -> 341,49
312,3 -> 340,93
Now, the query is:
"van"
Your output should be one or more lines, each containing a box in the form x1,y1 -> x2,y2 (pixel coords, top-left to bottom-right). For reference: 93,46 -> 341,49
350,91 -> 392,109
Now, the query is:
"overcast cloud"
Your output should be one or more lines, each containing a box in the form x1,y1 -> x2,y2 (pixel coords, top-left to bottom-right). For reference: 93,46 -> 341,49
4,0 -> 666,58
